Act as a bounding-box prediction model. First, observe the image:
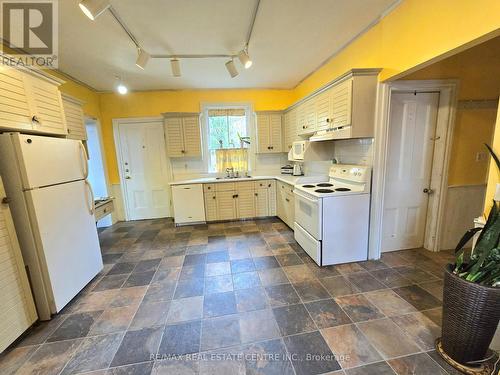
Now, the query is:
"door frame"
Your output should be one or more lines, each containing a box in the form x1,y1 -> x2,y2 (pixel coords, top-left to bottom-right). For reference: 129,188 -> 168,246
369,80 -> 459,259
113,117 -> 172,221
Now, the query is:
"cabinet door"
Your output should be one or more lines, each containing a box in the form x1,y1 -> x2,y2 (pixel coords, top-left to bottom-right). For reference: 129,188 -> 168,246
304,99 -> 317,133
204,192 -> 218,222
0,66 -> 33,131
276,184 -> 286,222
297,104 -> 307,135
283,192 -> 294,228
165,117 -> 184,157
182,116 -> 201,156
284,109 -> 297,150
25,75 -> 67,135
315,89 -> 332,131
269,114 -> 282,153
216,190 -> 236,221
256,114 -> 271,153
331,79 -> 353,129
254,188 -> 269,217
62,97 -> 87,140
0,178 -> 38,352
268,180 -> 277,216
236,189 -> 255,219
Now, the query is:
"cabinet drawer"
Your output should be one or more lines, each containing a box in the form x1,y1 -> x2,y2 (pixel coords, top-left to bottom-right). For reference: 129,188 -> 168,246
254,180 -> 273,189
204,184 -> 215,192
278,182 -> 294,195
95,200 -> 114,221
216,182 -> 235,192
236,181 -> 254,191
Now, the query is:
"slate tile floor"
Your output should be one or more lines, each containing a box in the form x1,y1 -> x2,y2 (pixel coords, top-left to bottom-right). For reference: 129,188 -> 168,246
0,217 -> 487,375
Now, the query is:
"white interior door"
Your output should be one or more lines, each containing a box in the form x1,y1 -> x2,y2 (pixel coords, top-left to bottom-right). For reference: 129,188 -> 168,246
118,121 -> 171,220
382,92 -> 439,252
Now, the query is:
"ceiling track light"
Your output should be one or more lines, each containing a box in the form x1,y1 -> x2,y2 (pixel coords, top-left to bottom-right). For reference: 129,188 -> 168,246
79,0 -> 110,20
136,48 -> 150,70
225,59 -> 239,78
170,59 -> 181,77
238,49 -> 252,69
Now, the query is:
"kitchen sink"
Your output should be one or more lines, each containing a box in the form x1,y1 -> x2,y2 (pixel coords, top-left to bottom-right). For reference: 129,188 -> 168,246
215,176 -> 252,180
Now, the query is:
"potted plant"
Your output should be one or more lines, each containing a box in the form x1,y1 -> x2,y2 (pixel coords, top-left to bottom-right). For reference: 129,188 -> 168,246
439,144 -> 500,369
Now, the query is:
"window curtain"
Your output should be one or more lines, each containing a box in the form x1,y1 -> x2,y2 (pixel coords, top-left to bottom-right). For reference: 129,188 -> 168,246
208,109 -> 246,117
215,148 -> 248,173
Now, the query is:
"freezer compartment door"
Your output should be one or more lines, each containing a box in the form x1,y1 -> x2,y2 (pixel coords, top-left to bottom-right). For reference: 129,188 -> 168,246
26,180 -> 102,313
12,133 -> 88,189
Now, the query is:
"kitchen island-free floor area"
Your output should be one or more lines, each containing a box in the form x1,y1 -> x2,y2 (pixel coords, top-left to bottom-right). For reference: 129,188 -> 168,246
1,218 -> 464,374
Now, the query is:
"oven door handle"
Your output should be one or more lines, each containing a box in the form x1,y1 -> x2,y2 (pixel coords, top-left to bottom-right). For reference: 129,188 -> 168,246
293,190 -> 319,204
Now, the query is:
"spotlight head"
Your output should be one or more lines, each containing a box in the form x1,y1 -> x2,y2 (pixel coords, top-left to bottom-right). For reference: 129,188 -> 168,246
225,59 -> 239,78
79,0 -> 110,20
171,58 -> 181,77
238,49 -> 252,69
136,48 -> 150,70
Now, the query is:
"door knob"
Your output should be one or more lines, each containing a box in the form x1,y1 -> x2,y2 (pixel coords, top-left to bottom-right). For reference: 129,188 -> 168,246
125,176 -> 131,180
423,188 -> 434,194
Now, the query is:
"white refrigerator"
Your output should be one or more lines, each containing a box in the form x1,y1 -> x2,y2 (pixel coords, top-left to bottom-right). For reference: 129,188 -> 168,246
0,133 -> 103,320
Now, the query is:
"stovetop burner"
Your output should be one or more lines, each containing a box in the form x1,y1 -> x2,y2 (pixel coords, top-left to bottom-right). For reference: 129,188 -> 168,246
335,187 -> 351,192
316,183 -> 333,187
315,189 -> 334,193
302,184 -> 315,188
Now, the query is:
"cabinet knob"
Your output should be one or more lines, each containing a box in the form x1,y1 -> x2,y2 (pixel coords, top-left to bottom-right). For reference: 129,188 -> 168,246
255,193 -> 258,196
32,115 -> 40,124
285,198 -> 290,202
207,186 -> 211,189
302,126 -> 305,129
213,196 -> 216,199
2,197 -> 11,205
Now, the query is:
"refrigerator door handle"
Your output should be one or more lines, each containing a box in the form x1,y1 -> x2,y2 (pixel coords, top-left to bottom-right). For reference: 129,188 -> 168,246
84,180 -> 95,215
79,141 -> 89,179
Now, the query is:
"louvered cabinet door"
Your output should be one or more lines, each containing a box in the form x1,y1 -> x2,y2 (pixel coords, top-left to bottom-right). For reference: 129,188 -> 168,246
0,66 -> 34,131
304,99 -> 317,133
62,97 -> 86,140
236,189 -> 255,219
297,104 -> 308,135
182,116 -> 201,157
284,109 -> 297,150
315,89 -> 332,131
267,180 -> 277,216
0,179 -> 37,352
254,188 -> 269,217
204,192 -> 218,222
256,114 -> 271,153
165,117 -> 185,157
216,191 -> 236,221
25,75 -> 67,135
269,114 -> 282,153
331,79 -> 353,129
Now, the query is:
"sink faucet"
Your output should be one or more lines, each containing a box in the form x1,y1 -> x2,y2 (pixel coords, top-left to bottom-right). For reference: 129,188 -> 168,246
226,167 -> 234,178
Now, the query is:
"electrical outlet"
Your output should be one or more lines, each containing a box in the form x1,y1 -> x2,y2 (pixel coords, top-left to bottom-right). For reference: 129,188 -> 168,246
476,151 -> 487,162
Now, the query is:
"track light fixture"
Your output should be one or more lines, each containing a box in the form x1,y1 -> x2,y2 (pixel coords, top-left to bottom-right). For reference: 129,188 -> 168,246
225,59 -> 239,78
238,49 -> 252,69
79,0 -> 110,21
135,48 -> 150,70
170,59 -> 181,77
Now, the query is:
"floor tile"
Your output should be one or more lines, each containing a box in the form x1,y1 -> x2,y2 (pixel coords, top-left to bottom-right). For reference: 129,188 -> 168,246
16,339 -> 82,375
107,362 -> 154,375
335,263 -> 365,275
143,279 -> 176,303
380,252 -> 410,268
419,280 -> 444,301
134,259 -> 161,273
235,287 -> 269,312
230,258 -> 255,273
47,310 -> 103,342
107,261 -> 137,275
358,260 -> 388,271
159,255 -> 184,269
253,256 -> 280,270
258,268 -> 289,286
153,356 -> 199,374
422,307 -> 442,327
111,327 -> 163,367
167,296 -> 204,323
275,253 -> 303,266
93,274 -> 128,291
174,278 -> 204,299
391,312 -> 441,350
183,253 -> 207,266
124,271 -> 156,288
388,353 -> 447,374
306,263 -> 340,278
205,275 -> 233,294
335,294 -> 385,322
158,320 -> 201,356
320,276 -> 360,297
344,361 -> 396,375
203,291 -> 237,318
347,272 -> 387,292
321,324 -> 381,368
272,304 -> 316,336
239,309 -> 281,343
129,301 -> 170,329
61,332 -> 124,374
394,266 -> 438,284
232,271 -> 261,290
357,318 -> 420,359
16,315 -> 65,346
293,279 -> 331,302
305,299 -> 352,329
199,347 -> 245,375
0,346 -> 39,375
370,268 -> 413,288
284,331 -> 341,375
243,338 -> 294,374
393,285 -> 442,311
90,304 -> 139,335
201,316 -> 241,351
265,284 -> 301,307
205,262 -> 231,277
110,286 -> 148,307
283,264 -> 316,283
179,264 -> 205,280
364,289 -> 417,317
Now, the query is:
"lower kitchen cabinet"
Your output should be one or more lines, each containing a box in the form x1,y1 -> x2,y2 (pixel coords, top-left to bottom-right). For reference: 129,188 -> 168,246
216,190 -> 237,221
277,181 -> 295,228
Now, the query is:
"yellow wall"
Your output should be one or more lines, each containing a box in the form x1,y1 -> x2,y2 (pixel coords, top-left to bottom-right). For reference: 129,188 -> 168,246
485,102 -> 500,212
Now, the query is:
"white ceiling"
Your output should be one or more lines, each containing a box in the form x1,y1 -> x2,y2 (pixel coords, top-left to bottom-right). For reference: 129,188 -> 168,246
59,0 -> 398,91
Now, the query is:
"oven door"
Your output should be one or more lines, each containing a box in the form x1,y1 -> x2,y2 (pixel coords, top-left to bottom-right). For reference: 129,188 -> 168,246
294,190 -> 322,240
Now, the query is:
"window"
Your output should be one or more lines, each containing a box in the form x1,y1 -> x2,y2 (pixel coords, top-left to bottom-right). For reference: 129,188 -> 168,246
206,107 -> 250,173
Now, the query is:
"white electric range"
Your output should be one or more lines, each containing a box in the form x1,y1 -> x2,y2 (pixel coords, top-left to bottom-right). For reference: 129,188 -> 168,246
293,164 -> 371,266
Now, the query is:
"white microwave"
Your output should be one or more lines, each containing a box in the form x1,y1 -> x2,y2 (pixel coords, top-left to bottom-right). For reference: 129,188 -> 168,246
291,141 -> 309,160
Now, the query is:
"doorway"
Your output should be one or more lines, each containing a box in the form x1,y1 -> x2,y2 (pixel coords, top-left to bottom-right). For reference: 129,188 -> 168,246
86,118 -> 111,227
382,92 -> 440,252
114,118 -> 171,220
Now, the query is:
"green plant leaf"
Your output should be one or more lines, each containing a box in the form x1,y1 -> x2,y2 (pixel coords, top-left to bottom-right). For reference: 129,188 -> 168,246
485,143 -> 500,171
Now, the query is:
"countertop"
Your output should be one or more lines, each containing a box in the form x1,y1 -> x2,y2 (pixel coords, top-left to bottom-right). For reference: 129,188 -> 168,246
169,174 -> 327,187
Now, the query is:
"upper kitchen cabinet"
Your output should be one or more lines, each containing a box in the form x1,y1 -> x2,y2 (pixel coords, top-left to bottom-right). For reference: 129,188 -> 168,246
62,94 -> 87,141
298,98 -> 316,135
163,113 -> 202,157
283,108 -> 297,151
0,64 -> 67,136
256,111 -> 283,153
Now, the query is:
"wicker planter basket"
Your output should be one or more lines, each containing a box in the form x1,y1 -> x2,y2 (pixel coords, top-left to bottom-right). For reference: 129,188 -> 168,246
441,264 -> 500,365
